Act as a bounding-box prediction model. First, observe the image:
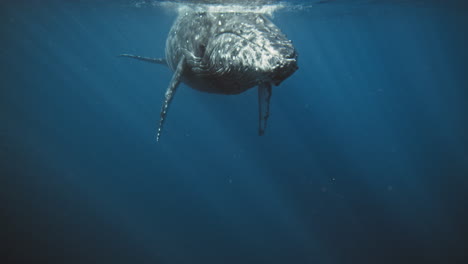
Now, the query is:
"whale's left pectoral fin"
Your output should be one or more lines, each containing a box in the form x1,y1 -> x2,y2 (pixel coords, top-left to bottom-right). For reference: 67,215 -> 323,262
157,57 -> 185,142
258,82 -> 272,136
118,54 -> 167,66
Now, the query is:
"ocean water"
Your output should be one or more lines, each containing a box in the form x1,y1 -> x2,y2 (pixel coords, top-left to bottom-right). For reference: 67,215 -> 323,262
1,0 -> 467,263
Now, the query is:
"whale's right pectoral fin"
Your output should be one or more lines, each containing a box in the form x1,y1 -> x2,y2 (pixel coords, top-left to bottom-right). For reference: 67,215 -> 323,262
118,53 -> 167,66
258,82 -> 272,136
157,56 -> 186,142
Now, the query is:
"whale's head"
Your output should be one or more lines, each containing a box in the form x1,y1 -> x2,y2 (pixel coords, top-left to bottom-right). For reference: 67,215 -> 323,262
204,12 -> 298,88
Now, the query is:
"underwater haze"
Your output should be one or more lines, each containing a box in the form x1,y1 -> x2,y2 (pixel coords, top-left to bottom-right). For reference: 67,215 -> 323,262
1,0 -> 468,263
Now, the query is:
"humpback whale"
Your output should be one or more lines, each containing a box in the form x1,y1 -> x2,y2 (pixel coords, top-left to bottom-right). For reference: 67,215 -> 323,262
120,4 -> 298,141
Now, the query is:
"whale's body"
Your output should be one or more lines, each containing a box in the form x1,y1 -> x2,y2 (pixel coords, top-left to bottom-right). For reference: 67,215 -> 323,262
121,8 -> 298,141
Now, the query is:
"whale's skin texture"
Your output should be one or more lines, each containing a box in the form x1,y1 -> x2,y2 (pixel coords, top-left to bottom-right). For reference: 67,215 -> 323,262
165,11 -> 298,95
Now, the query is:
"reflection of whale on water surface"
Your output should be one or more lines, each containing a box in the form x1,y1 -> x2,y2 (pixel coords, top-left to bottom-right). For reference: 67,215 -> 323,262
120,2 -> 298,141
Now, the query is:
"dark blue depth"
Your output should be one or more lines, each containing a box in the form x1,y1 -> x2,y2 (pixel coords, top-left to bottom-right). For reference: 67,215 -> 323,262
1,1 -> 467,263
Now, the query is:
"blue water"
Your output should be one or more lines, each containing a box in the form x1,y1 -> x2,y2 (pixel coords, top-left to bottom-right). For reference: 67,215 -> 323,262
1,0 -> 468,263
